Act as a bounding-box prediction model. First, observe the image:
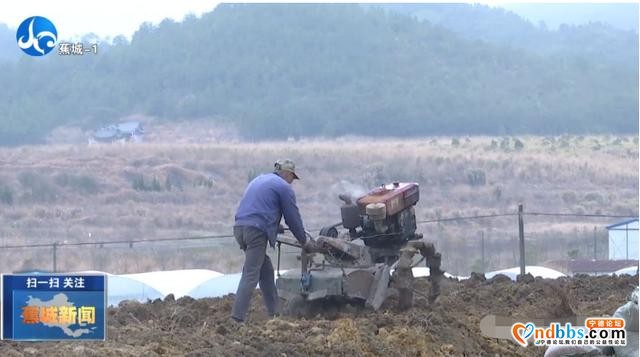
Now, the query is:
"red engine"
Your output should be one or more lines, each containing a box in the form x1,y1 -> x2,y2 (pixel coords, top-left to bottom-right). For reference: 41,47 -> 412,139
356,182 -> 420,216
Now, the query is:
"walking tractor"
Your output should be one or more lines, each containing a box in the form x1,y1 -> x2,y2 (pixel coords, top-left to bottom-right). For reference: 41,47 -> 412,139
275,182 -> 444,314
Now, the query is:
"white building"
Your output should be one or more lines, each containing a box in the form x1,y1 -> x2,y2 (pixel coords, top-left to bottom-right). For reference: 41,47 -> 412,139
607,218 -> 639,260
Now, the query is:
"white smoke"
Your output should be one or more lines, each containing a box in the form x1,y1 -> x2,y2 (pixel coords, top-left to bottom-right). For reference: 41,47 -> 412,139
331,179 -> 368,200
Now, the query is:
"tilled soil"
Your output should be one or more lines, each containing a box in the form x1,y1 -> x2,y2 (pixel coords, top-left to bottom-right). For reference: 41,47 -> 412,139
1,274 -> 636,356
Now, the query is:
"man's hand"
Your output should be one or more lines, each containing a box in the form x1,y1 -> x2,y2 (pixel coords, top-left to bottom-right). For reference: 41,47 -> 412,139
303,239 -> 318,252
278,224 -> 285,234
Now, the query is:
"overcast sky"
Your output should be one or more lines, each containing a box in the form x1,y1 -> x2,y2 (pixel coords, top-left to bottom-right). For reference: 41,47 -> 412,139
1,1 -> 637,41
0,0 -> 220,40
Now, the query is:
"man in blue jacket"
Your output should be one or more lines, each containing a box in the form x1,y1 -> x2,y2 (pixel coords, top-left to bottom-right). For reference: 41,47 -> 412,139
231,159 -> 310,322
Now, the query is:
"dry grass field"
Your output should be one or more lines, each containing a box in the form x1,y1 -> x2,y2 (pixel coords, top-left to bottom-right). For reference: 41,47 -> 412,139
0,133 -> 637,275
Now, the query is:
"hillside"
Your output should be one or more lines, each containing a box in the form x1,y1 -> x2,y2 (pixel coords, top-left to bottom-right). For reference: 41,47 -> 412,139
379,3 -> 638,68
0,134 -> 636,275
499,2 -> 639,32
0,4 -> 637,145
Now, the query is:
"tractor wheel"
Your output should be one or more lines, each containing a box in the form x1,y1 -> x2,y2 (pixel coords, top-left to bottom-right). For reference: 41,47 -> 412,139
319,226 -> 339,238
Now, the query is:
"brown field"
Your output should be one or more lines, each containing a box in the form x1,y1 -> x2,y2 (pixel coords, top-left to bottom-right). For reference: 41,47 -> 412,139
1,274 -> 636,356
0,133 -> 637,275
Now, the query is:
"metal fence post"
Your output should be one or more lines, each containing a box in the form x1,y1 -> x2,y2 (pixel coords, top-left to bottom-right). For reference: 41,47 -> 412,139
518,204 -> 525,277
593,226 -> 597,260
481,231 -> 485,273
52,242 -> 58,272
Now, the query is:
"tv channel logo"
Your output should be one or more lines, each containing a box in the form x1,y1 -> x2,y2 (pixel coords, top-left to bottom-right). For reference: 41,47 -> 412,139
16,16 -> 58,56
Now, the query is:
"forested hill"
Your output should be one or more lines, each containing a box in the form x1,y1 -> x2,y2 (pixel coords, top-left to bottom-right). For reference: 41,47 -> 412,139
0,4 -> 637,145
378,3 -> 638,68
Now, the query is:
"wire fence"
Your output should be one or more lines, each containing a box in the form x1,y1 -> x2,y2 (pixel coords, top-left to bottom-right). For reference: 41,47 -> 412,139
1,206 -> 637,275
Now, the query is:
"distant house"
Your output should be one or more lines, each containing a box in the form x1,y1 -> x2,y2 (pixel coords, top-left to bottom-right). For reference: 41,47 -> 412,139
91,121 -> 144,143
607,218 -> 639,260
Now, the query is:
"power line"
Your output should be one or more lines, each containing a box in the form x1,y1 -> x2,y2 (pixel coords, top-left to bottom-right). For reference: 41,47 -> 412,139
1,233 -> 235,250
73,233 -> 235,246
417,213 -> 516,224
1,210 -> 635,250
1,242 -> 55,249
524,212 -> 637,219
416,212 -> 637,224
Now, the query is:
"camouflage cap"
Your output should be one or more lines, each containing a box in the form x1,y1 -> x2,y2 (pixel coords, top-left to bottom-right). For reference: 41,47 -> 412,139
274,159 -> 299,179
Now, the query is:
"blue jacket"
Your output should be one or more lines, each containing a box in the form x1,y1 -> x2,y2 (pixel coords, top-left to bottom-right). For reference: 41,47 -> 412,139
234,173 -> 307,247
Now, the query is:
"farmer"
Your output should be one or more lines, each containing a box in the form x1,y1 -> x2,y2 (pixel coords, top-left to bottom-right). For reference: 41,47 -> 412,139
231,159 -> 312,322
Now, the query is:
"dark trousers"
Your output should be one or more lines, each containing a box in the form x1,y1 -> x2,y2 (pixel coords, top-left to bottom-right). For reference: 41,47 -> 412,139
231,226 -> 278,321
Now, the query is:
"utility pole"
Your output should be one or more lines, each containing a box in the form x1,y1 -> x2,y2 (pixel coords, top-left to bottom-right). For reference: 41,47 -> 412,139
481,231 -> 485,273
593,226 -> 597,260
518,204 -> 525,277
52,242 -> 58,272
